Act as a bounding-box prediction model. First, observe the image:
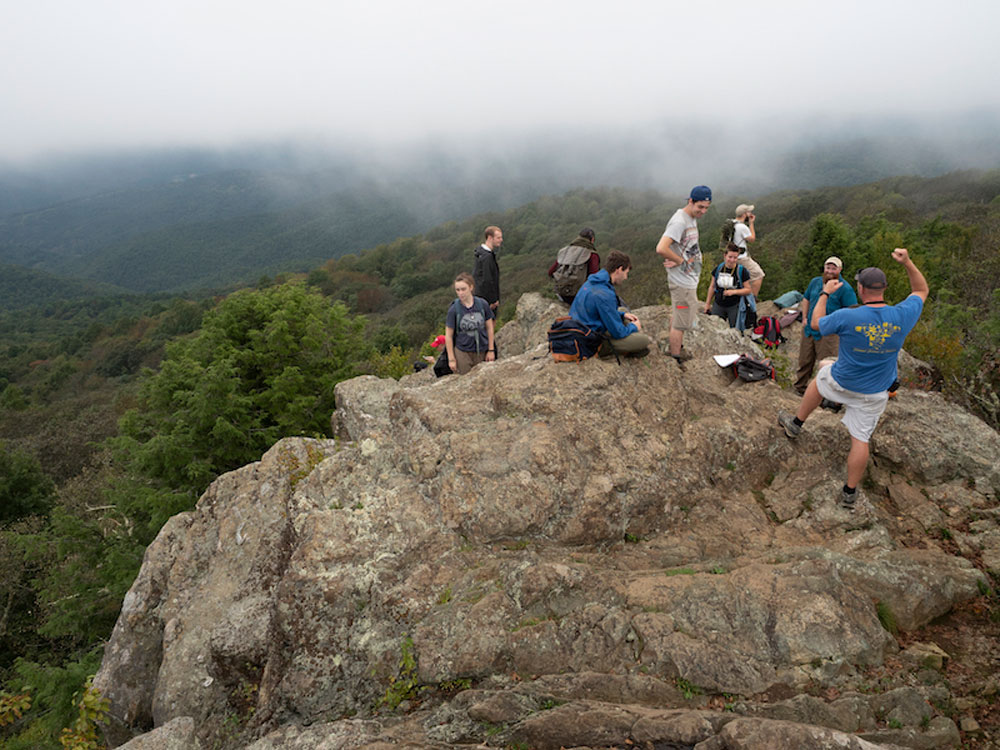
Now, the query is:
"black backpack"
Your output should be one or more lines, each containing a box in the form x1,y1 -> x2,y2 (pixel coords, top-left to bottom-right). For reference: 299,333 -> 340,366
720,218 -> 737,248
547,316 -> 603,362
732,354 -> 775,382
432,349 -> 452,377
551,245 -> 592,300
754,316 -> 785,349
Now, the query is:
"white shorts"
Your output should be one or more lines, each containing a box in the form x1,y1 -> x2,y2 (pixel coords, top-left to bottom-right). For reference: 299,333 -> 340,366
815,364 -> 888,443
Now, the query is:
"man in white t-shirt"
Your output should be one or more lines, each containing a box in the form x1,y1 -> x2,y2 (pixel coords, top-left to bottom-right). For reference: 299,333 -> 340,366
655,185 -> 711,364
732,203 -> 764,297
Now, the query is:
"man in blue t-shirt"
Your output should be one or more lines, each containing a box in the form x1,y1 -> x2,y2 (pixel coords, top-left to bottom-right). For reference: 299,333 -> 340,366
794,256 -> 858,394
778,248 -> 928,512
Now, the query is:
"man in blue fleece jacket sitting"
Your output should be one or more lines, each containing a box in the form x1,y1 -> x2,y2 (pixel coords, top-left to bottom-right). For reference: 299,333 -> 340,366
569,251 -> 651,356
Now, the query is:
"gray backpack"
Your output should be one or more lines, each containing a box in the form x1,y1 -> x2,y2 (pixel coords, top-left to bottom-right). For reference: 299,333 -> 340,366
552,244 -> 592,299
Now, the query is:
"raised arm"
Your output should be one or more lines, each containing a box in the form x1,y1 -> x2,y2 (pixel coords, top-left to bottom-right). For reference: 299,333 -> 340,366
892,248 -> 929,302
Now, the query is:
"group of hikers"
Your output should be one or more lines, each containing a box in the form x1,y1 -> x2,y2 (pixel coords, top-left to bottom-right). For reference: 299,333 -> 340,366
435,185 -> 929,512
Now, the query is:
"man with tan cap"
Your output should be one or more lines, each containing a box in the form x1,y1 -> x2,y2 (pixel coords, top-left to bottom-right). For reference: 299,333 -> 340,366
794,256 -> 857,395
732,204 -> 764,296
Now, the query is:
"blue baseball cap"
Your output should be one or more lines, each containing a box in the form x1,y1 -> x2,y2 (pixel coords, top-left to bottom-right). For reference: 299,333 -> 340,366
690,185 -> 712,202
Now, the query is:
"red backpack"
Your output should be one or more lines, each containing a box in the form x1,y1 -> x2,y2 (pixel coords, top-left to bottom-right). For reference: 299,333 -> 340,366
754,316 -> 785,349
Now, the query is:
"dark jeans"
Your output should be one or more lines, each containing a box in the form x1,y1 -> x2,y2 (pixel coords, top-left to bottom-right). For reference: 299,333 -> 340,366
709,301 -> 739,328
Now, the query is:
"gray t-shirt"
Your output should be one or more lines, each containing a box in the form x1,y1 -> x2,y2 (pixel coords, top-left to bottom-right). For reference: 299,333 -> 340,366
662,208 -> 701,289
446,296 -> 494,352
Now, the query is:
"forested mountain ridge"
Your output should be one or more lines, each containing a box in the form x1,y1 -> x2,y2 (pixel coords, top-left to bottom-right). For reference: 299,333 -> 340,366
3,114 -> 998,296
0,167 -> 563,294
0,263 -> 128,311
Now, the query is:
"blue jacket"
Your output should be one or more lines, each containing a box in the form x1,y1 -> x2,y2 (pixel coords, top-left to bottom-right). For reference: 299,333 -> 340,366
803,274 -> 858,339
568,270 -> 637,340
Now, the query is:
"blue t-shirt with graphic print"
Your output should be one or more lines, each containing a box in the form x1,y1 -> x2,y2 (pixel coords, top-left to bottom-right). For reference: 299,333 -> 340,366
818,294 -> 923,393
446,296 -> 494,353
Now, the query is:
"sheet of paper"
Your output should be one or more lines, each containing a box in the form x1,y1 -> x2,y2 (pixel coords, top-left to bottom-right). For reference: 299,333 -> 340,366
713,354 -> 741,367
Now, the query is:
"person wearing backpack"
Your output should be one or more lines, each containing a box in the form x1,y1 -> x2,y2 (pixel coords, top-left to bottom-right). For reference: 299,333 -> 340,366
779,249 -> 928,512
445,272 -> 496,375
730,204 -> 765,297
569,251 -> 650,356
704,244 -> 752,328
548,227 -> 601,303
794,256 -> 858,395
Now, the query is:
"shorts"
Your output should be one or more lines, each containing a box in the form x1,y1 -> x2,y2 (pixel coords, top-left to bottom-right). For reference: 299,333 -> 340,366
669,285 -> 698,331
739,253 -> 765,282
815,364 -> 888,443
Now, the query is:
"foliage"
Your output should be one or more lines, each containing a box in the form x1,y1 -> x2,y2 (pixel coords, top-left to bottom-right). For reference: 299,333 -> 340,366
111,282 -> 368,496
379,635 -> 420,711
367,345 -> 413,380
676,677 -> 703,700
0,443 -> 55,522
3,650 -> 102,746
0,691 -> 31,726
792,214 -> 853,291
57,677 -> 109,750
876,601 -> 898,636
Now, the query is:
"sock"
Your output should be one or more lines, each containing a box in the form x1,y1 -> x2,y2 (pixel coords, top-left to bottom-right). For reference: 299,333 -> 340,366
843,484 -> 856,495
793,417 -> 804,427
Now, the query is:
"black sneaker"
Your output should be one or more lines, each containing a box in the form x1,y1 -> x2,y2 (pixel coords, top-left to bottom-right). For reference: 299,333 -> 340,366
840,488 -> 857,512
820,398 -> 842,413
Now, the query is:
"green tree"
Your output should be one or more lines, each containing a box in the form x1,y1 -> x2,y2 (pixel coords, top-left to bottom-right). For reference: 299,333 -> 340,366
0,444 -> 54,523
112,283 -> 368,495
793,214 -> 852,290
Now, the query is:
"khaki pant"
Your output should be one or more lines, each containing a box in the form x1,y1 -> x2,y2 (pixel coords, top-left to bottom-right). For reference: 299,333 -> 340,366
454,349 -> 487,375
608,331 -> 652,354
740,253 -> 765,283
795,333 -> 839,394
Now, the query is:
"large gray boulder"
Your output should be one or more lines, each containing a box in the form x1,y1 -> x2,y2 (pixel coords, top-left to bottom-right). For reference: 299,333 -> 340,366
95,295 -> 997,749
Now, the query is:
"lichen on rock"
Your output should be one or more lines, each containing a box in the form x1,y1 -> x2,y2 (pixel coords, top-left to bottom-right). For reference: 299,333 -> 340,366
96,293 -> 998,749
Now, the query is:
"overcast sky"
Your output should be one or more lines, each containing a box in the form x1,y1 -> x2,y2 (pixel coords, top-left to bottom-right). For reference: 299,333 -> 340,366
3,0 -> 999,161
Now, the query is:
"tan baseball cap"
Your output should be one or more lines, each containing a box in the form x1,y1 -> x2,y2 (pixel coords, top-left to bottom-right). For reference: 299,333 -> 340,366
824,256 -> 843,269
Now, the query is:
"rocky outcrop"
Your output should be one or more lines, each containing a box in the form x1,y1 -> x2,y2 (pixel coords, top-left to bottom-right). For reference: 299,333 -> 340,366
95,294 -> 998,749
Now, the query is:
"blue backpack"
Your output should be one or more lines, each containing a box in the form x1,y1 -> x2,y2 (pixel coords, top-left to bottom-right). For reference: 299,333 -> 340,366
547,317 -> 603,362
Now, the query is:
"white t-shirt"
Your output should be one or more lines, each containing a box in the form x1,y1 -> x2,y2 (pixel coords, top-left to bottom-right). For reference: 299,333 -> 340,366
662,208 -> 701,289
733,222 -> 752,256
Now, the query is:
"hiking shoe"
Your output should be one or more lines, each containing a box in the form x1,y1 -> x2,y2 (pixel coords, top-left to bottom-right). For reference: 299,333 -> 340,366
625,348 -> 650,359
820,398 -> 842,413
840,489 -> 857,513
672,349 -> 693,362
777,411 -> 801,439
